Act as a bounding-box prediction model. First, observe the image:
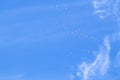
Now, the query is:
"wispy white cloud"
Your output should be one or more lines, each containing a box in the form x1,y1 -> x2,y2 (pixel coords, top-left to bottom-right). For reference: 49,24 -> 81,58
71,0 -> 120,80
76,36 -> 110,80
93,0 -> 112,19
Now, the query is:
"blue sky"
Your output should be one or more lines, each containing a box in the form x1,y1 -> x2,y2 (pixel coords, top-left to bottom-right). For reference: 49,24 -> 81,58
0,0 -> 120,80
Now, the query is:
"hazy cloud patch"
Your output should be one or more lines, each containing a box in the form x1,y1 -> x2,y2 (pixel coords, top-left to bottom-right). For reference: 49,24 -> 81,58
0,74 -> 24,80
115,51 -> 120,67
93,0 -> 120,20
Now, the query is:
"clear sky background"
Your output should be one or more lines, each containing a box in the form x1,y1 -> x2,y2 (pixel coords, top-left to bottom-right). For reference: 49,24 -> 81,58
0,0 -> 120,80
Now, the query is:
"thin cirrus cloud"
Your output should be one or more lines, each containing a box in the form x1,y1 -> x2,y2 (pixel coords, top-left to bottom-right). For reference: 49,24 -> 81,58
0,1 -> 90,46
0,1 -> 87,17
